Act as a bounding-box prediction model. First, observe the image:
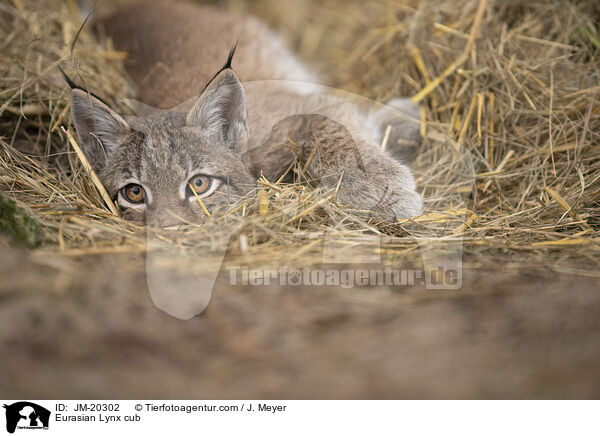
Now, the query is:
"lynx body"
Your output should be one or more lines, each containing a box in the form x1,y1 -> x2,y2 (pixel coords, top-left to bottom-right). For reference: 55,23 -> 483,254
70,0 -> 422,225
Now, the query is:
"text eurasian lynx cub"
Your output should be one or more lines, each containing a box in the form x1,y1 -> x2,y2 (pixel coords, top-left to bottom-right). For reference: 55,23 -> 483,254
68,0 -> 422,226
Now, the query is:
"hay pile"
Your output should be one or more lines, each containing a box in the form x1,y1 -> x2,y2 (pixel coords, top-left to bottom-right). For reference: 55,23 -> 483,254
1,0 -> 599,273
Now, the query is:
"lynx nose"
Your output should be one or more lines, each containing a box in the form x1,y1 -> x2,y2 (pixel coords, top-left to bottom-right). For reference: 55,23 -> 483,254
155,214 -> 184,228
146,206 -> 189,228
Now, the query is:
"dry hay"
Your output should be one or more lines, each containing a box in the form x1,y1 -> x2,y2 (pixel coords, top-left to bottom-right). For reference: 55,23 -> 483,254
1,0 -> 599,275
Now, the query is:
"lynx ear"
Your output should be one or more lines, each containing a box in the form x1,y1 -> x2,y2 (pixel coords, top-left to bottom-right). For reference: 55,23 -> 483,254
186,69 -> 247,149
70,89 -> 129,171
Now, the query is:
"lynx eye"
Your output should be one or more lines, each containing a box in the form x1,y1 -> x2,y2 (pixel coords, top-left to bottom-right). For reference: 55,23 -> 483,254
121,183 -> 145,204
188,174 -> 213,196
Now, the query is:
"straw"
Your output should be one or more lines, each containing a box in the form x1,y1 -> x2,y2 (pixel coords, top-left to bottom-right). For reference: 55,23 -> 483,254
0,0 -> 598,271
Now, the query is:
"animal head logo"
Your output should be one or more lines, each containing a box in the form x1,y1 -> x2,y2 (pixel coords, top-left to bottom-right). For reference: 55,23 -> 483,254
3,402 -> 50,434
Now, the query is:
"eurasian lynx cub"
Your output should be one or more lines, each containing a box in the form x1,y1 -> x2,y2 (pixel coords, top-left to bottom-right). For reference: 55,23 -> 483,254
69,0 -> 422,226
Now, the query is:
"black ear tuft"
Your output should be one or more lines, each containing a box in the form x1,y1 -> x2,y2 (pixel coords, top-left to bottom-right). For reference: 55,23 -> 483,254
58,66 -> 78,89
224,40 -> 238,70
58,67 -> 113,107
201,41 -> 239,93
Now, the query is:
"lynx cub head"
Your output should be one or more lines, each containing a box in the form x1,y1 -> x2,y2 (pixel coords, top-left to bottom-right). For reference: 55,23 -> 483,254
69,69 -> 256,226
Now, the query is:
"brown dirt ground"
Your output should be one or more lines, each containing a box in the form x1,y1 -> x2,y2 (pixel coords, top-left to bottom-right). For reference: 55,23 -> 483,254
1,242 -> 598,399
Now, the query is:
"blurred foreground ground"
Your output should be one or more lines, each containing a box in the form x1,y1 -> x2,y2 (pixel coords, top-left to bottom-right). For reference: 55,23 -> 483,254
1,244 -> 598,399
